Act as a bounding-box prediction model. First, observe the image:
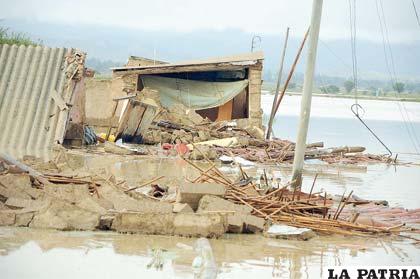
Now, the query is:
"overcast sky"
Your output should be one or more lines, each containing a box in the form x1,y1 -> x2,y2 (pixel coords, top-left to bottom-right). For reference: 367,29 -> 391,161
0,0 -> 419,43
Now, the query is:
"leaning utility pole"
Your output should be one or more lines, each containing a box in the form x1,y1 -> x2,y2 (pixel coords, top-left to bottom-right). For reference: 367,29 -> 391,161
291,0 -> 323,188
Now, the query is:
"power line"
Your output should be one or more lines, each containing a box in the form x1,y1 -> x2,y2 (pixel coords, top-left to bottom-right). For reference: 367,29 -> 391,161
411,0 -> 420,29
348,0 -> 359,110
375,0 -> 420,153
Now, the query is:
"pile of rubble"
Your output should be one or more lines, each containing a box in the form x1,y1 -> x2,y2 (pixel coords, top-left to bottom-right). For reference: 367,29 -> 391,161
112,87 -> 393,165
0,151 -> 418,242
143,112 -> 392,165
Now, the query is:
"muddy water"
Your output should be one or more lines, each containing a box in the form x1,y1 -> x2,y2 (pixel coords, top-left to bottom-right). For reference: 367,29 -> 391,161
0,227 -> 418,279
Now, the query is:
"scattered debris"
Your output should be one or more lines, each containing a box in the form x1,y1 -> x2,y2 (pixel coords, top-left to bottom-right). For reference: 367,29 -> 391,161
264,224 -> 316,240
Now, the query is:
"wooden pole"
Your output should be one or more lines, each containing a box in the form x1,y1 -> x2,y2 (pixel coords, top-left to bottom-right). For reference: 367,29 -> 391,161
266,27 -> 289,139
106,101 -> 118,140
271,28 -> 310,123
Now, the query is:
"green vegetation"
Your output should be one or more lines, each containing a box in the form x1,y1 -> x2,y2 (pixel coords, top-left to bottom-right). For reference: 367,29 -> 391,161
0,27 -> 41,46
393,82 -> 405,93
262,77 -> 420,102
320,85 -> 339,94
343,80 -> 355,93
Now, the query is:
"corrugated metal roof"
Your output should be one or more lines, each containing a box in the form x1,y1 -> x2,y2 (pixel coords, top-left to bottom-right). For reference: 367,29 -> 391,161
0,44 -> 78,160
112,51 -> 264,72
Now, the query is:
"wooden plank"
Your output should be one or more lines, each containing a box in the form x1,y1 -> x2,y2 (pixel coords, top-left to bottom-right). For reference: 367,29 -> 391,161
116,100 -> 134,137
124,103 -> 146,136
113,64 -> 247,76
216,99 -> 233,121
135,104 -> 157,138
231,89 -> 248,119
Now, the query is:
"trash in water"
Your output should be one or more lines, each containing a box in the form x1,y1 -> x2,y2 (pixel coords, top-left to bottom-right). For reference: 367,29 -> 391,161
192,238 -> 218,279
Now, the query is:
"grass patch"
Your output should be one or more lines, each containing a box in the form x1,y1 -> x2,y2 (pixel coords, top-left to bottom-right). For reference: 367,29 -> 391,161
0,27 -> 41,46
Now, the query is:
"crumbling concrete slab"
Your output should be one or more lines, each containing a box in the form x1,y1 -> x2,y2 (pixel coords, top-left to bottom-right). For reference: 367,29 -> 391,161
44,183 -> 90,203
112,212 -> 174,235
99,214 -> 115,230
173,203 -> 194,213
176,183 -> 226,211
98,183 -> 173,213
227,213 -> 244,233
30,200 -> 100,231
77,198 -> 108,215
44,183 -> 109,214
0,174 -> 35,202
15,212 -> 34,227
243,214 -> 265,233
4,197 -> 45,210
197,195 -> 252,214
264,224 -> 316,241
0,211 -> 15,226
196,196 -> 264,233
173,213 -> 227,238
112,212 -> 227,238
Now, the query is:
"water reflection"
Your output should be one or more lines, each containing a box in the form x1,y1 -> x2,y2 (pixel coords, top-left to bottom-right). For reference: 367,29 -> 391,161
0,227 -> 418,279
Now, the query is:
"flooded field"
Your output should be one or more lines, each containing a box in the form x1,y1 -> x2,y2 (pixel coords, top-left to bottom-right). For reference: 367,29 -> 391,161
1,96 -> 419,278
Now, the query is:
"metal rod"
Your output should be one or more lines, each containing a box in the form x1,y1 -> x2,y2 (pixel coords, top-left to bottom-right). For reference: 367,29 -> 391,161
291,0 -> 323,188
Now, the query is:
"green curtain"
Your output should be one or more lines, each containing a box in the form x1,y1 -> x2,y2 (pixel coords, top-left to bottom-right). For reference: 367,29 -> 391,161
141,76 -> 248,110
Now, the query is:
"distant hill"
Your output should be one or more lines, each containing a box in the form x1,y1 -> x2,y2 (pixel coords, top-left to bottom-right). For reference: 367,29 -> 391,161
3,19 -> 419,82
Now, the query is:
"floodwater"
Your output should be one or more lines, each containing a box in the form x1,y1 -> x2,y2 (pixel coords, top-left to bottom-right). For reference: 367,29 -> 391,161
0,227 -> 418,279
1,95 -> 420,278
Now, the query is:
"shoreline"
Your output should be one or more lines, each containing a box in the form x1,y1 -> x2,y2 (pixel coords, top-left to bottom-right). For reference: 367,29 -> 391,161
262,91 -> 420,103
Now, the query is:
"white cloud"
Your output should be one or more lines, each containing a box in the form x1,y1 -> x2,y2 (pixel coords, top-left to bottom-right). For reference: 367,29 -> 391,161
0,0 -> 418,42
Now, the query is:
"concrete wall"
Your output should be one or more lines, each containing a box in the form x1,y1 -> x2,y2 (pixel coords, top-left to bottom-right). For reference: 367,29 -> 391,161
84,77 -> 125,134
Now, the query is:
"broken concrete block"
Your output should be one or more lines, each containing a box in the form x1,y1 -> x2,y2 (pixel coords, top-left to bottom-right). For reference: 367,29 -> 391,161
0,211 -> 15,226
189,148 -> 205,160
264,224 -> 316,241
0,173 -> 32,189
227,214 -> 244,233
4,197 -> 45,210
30,200 -> 100,231
197,130 -> 210,142
197,195 -> 252,214
44,183 -> 90,203
112,212 -> 227,238
173,203 -> 194,213
99,215 -> 115,230
177,183 -> 226,211
15,212 -> 34,227
76,198 -> 108,215
245,126 -> 265,140
243,214 -> 265,233
112,212 -> 175,235
0,174 -> 34,202
98,183 -> 173,213
173,213 -> 227,238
